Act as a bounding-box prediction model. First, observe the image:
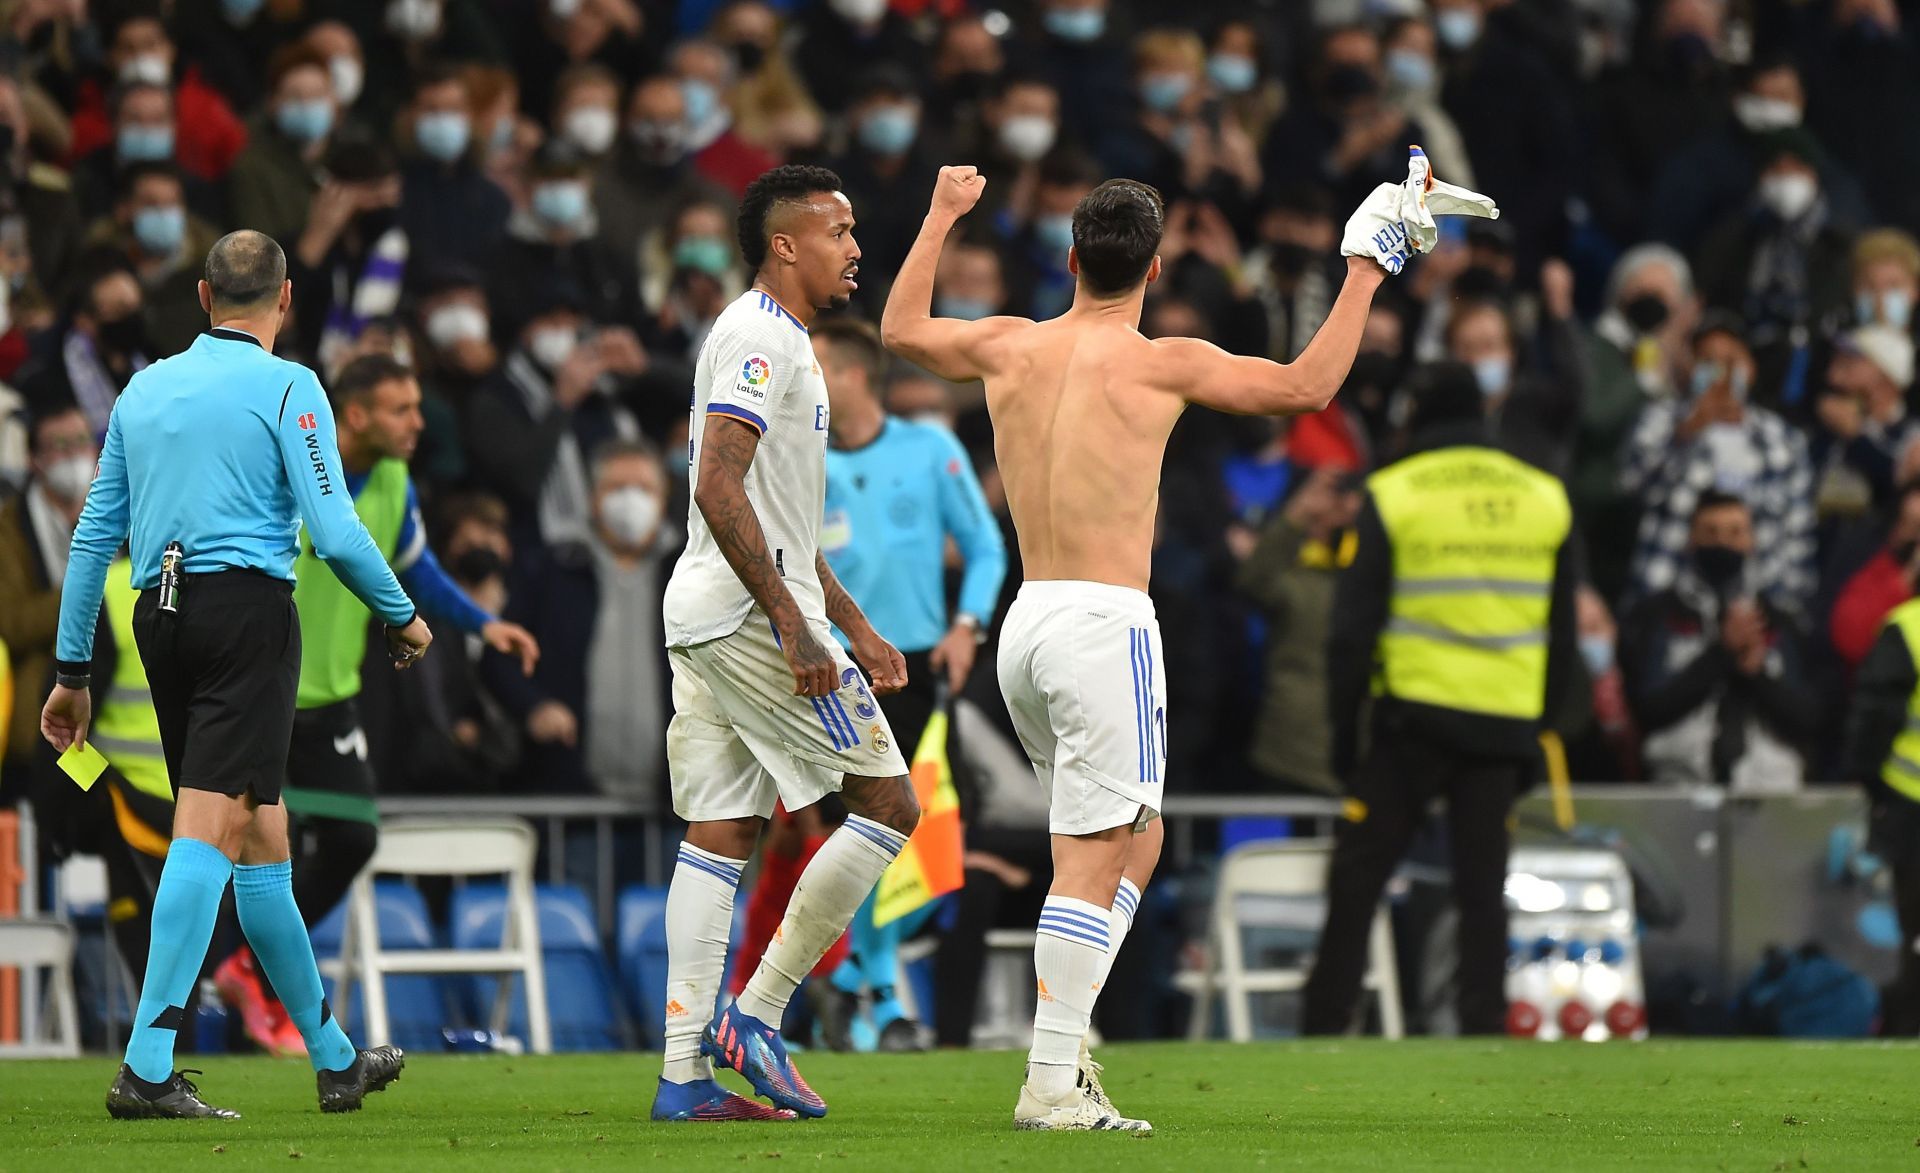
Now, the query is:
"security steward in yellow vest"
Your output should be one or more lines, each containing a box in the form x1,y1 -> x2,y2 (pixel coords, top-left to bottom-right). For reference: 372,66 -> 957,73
1304,370 -> 1577,1036
1838,597 -> 1920,1035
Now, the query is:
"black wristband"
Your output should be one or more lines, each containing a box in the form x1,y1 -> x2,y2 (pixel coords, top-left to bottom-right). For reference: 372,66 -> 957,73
55,671 -> 91,689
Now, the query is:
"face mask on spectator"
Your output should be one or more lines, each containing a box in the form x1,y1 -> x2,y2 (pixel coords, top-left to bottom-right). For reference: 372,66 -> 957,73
452,546 -> 505,582
529,325 -> 578,370
386,0 -> 442,40
937,295 -> 995,322
673,235 -> 732,276
1036,213 -> 1075,256
563,106 -> 618,155
1434,8 -> 1480,51
42,453 -> 95,501
1270,241 -> 1314,277
1622,293 -> 1669,334
1385,48 -> 1436,93
600,486 -> 661,547
1690,544 -> 1745,591
1207,53 -> 1258,95
488,116 -> 516,152
550,0 -> 582,16
1472,356 -> 1511,398
1138,73 -> 1191,113
118,124 -> 173,162
1732,94 -> 1800,132
1692,361 -> 1750,401
119,54 -> 170,87
998,115 -> 1057,163
1579,635 -> 1614,676
858,105 -> 918,155
425,302 -> 488,349
1044,7 -> 1105,43
132,205 -> 186,255
532,180 -> 591,228
1858,289 -> 1914,331
830,0 -> 889,23
330,56 -> 364,106
415,111 -> 471,162
276,98 -> 334,145
681,79 -> 721,127
1759,172 -> 1816,220
222,0 -> 265,25
99,313 -> 149,357
631,119 -> 688,162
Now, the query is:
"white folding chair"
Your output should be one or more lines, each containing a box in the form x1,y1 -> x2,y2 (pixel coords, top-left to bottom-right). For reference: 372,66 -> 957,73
334,818 -> 551,1054
0,919 -> 82,1058
1177,839 -> 1403,1041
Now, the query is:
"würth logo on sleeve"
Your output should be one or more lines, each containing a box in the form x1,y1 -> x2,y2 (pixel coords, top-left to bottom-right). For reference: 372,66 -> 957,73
304,432 -> 333,496
297,412 -> 317,430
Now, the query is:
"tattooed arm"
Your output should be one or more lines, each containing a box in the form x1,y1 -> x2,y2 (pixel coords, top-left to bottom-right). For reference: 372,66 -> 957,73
818,550 -> 909,694
693,415 -> 836,696
817,551 -> 873,637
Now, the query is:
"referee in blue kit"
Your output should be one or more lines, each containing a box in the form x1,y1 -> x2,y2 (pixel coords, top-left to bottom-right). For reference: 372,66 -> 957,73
40,231 -> 432,1120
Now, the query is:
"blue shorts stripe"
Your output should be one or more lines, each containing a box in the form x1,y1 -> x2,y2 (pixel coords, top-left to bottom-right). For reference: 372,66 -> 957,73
1143,631 -> 1158,783
828,694 -> 861,746
1036,920 -> 1110,948
1129,629 -> 1147,786
809,697 -> 846,749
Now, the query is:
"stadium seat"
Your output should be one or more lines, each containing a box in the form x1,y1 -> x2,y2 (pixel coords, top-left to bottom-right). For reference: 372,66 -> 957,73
333,818 -> 552,1053
615,885 -> 751,1048
312,880 -> 453,1053
0,919 -> 80,1057
1176,839 -> 1402,1042
454,883 -> 625,1052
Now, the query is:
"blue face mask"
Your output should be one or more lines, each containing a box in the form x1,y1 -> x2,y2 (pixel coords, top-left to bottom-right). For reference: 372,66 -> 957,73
681,79 -> 720,126
673,235 -> 733,276
132,205 -> 186,255
1435,8 -> 1481,51
858,105 -> 918,155
221,0 -> 265,23
1044,6 -> 1105,43
275,98 -> 334,145
1579,635 -> 1614,677
1139,73 -> 1192,113
415,111 -> 471,162
1206,54 -> 1257,95
531,181 -> 590,227
1859,289 -> 1915,331
1385,48 -> 1436,92
1036,213 -> 1075,257
1472,356 -> 1511,397
117,124 -> 173,163
937,295 -> 995,322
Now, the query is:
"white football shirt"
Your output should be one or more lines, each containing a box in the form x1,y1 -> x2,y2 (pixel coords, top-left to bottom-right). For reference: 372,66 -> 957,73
663,290 -> 832,647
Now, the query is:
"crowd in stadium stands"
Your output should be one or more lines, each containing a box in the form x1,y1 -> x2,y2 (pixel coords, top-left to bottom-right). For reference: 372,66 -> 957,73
7,0 -> 1920,827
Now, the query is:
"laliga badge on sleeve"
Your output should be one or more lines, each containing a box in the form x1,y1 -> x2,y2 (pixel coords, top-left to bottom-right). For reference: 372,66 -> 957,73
59,741 -> 109,791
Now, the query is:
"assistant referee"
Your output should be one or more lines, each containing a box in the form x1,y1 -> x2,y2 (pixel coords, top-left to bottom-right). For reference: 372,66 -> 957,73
40,231 -> 432,1120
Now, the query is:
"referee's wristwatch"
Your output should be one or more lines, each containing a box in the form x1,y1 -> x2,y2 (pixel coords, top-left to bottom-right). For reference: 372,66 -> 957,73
954,612 -> 988,645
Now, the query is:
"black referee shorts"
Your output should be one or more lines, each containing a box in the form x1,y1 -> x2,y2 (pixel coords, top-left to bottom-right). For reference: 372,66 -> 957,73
285,698 -> 380,825
131,570 -> 300,804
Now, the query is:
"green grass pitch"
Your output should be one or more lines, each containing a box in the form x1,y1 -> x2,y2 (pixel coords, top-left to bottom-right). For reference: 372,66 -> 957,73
2,1041 -> 1917,1171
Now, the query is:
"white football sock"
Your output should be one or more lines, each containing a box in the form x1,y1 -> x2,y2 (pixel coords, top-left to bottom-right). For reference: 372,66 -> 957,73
661,842 -> 745,1084
1093,878 -> 1142,1001
1028,895 -> 1110,1100
735,814 -> 906,1026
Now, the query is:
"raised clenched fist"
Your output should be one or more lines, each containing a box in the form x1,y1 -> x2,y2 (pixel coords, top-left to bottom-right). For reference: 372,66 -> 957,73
931,165 -> 987,219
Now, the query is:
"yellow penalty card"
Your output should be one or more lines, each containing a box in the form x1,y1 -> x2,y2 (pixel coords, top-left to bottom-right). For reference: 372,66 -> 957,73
58,741 -> 109,791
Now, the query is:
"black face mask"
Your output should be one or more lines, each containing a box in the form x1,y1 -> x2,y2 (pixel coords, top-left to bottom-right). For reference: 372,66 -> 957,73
1322,65 -> 1378,104
1623,293 -> 1670,333
1345,349 -> 1399,393
1270,241 -> 1314,278
1691,544 -> 1746,590
945,69 -> 996,104
452,547 -> 505,583
731,41 -> 766,74
1892,540 -> 1919,567
1453,264 -> 1510,301
98,313 -> 149,357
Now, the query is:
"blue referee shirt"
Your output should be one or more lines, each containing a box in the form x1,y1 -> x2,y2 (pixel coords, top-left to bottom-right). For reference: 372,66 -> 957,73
55,327 -> 415,671
821,417 -> 1006,653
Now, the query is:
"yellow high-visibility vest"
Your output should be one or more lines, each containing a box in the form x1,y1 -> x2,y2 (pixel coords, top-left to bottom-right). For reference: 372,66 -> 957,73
1877,600 -> 1920,803
89,558 -> 173,803
1368,445 -> 1571,720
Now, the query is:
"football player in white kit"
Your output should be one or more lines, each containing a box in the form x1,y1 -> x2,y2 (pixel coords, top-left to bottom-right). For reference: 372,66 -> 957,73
651,165 -> 918,1124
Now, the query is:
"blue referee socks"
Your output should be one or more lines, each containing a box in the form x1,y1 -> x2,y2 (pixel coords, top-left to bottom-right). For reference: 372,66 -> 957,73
125,837 -> 232,1083
233,860 -> 355,1073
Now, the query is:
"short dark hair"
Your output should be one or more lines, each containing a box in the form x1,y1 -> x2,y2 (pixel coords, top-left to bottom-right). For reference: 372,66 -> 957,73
812,316 -> 885,386
737,164 -> 844,270
115,159 -> 181,204
330,353 -> 414,409
1071,179 -> 1165,296
204,230 -> 287,313
591,435 -> 663,480
1692,489 -> 1749,521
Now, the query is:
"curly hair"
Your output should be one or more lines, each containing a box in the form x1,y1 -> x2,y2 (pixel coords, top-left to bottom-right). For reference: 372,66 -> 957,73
736,164 -> 845,270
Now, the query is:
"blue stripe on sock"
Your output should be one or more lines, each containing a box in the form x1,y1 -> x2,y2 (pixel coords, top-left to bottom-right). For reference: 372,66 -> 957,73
843,817 -> 905,856
829,693 -> 861,746
677,846 -> 744,882
1114,887 -> 1140,920
1037,920 -> 1110,948
678,852 -> 744,887
1040,907 -> 1111,934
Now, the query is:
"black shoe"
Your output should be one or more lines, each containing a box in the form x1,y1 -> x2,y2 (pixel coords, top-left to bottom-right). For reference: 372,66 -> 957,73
877,1017 -> 927,1053
316,1045 -> 405,1113
808,982 -> 860,1053
106,1065 -> 241,1119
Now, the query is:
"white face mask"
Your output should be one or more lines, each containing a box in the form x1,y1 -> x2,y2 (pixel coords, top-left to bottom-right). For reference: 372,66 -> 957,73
1732,94 -> 1801,132
600,485 -> 661,547
426,303 -> 488,349
119,53 -> 170,86
998,114 -> 1057,163
830,0 -> 889,22
42,453 -> 96,501
386,0 -> 442,40
329,56 -> 364,106
1759,171 -> 1817,220
562,106 -> 618,154
529,325 -> 579,370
